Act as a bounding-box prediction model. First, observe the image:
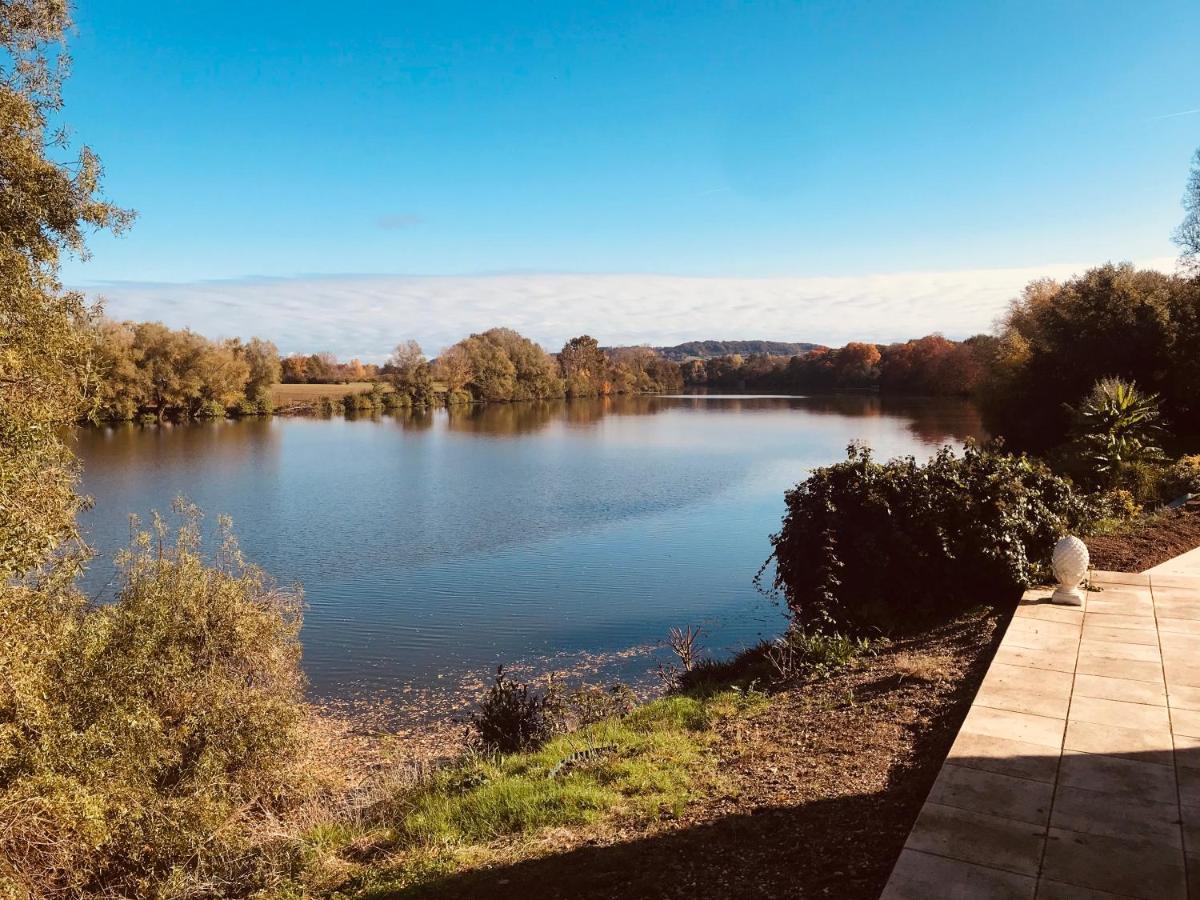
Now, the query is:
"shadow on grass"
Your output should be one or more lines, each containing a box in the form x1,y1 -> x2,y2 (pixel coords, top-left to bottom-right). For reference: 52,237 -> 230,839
363,608 -> 1012,900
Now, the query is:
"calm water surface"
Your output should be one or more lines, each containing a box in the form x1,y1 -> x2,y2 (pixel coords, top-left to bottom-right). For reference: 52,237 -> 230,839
73,395 -> 985,715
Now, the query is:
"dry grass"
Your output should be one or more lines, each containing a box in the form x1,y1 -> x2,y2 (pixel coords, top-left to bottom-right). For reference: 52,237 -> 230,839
271,382 -> 380,402
891,652 -> 951,684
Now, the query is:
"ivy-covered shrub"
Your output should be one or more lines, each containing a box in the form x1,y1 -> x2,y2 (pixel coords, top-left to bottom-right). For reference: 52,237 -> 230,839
764,441 -> 1100,631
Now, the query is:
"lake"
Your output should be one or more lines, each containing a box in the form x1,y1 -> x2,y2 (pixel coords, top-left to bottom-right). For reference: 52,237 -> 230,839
73,394 -> 985,721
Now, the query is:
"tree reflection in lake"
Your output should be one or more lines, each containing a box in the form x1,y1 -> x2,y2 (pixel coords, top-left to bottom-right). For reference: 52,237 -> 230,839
74,394 -> 986,712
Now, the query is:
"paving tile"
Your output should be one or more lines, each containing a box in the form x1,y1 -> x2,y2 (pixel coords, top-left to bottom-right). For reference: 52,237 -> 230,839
1040,828 -> 1186,899
1034,880 -> 1130,899
1180,804 -> 1200,856
1155,585 -> 1200,601
945,730 -> 1061,784
960,705 -> 1066,750
1170,707 -> 1200,739
994,645 -> 1077,674
928,764 -> 1052,825
1091,586 -> 1154,603
1077,639 -> 1162,663
1014,602 -> 1085,625
1188,854 -> 1200,900
1005,630 -> 1081,654
1081,612 -> 1157,632
1063,719 -> 1173,759
1152,573 -> 1200,590
1173,734 -> 1200,772
1168,684 -> 1200,711
1157,617 -> 1200,636
881,848 -> 1036,899
977,664 -> 1073,718
1074,654 -> 1164,683
1050,782 -> 1181,847
1008,614 -> 1083,635
983,662 -> 1075,695
1158,630 -> 1200,650
1081,623 -> 1160,646
1090,570 -> 1151,587
1073,673 -> 1166,706
1179,765 -> 1200,806
1068,695 -> 1171,731
904,802 -> 1045,875
1057,749 -> 1177,803
1164,661 -> 1200,688
1085,598 -> 1155,616
1152,601 -> 1200,622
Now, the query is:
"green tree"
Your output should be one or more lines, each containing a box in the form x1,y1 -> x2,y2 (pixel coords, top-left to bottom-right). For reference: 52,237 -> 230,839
92,319 -> 146,421
978,264 -> 1182,449
237,337 -> 281,402
559,334 -> 607,396
0,1 -> 132,576
458,334 -> 518,401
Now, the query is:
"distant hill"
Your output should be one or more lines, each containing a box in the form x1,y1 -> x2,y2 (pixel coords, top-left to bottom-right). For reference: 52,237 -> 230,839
650,340 -> 820,361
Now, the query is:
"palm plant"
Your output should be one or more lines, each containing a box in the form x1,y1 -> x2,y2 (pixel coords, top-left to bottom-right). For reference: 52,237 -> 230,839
1068,377 -> 1164,480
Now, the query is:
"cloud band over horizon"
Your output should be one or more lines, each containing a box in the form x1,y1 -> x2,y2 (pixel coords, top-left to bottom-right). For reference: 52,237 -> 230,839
77,259 -> 1178,362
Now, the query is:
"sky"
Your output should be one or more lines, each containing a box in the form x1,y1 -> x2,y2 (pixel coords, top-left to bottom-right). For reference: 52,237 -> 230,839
59,0 -> 1200,359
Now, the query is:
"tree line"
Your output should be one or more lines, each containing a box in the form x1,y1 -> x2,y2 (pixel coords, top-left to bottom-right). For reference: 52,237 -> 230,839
681,334 -> 991,396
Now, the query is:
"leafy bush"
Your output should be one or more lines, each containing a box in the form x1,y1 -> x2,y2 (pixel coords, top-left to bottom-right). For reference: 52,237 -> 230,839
763,441 -> 1099,631
195,398 -> 228,419
472,668 -> 555,753
1164,455 -> 1200,498
382,389 -> 412,410
0,504 -> 310,896
764,627 -> 874,682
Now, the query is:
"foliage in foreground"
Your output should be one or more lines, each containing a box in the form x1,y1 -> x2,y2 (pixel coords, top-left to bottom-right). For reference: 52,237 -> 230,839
289,690 -> 764,897
764,441 -> 1100,632
0,509 -> 312,898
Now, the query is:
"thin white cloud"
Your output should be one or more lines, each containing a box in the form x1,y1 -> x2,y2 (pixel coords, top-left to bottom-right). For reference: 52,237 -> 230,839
1147,108 -> 1200,121
77,259 -> 1178,362
374,213 -> 425,230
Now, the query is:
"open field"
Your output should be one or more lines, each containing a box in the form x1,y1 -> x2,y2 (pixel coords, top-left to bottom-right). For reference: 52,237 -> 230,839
271,382 -> 381,403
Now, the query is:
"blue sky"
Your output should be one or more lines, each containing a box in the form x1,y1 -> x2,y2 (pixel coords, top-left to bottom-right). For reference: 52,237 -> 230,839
60,1 -> 1200,357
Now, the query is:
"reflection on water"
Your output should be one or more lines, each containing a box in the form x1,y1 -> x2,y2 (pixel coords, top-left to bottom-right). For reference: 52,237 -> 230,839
74,394 -> 985,709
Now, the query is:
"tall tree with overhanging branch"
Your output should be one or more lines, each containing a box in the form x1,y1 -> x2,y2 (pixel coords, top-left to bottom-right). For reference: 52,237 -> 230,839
0,0 -> 133,579
1177,147 -> 1200,275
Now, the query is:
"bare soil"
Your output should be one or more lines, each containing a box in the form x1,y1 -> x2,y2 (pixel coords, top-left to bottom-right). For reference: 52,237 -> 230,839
1086,500 -> 1200,572
386,606 -> 1006,900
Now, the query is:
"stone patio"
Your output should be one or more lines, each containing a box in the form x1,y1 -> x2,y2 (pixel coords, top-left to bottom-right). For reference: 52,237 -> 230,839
882,566 -> 1200,899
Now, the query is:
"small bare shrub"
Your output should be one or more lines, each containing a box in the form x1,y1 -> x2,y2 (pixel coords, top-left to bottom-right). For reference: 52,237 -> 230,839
667,625 -> 703,672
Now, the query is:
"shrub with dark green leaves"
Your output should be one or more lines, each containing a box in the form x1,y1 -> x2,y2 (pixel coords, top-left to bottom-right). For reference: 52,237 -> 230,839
763,441 -> 1099,631
472,667 -> 555,753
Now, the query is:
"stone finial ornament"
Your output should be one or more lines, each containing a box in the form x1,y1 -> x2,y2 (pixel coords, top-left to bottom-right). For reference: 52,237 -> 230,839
1051,535 -> 1089,606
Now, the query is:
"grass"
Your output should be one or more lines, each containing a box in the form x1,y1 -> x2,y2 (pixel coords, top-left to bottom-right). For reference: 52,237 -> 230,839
271,382 -> 382,403
277,690 -> 767,896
